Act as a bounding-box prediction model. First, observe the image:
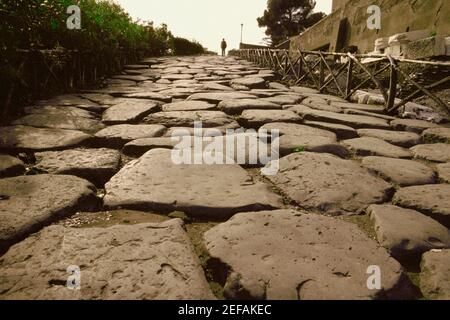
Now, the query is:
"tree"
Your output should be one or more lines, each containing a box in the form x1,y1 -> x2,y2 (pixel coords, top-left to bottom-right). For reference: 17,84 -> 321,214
257,0 -> 326,46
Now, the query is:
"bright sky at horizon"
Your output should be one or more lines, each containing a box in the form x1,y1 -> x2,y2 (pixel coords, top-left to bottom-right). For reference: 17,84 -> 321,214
114,0 -> 332,53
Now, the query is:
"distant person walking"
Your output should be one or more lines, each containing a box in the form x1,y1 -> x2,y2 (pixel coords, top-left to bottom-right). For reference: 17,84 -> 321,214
221,38 -> 227,56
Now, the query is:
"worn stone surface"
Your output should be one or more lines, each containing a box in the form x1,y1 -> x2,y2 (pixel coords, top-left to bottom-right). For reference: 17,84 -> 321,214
230,77 -> 266,89
95,124 -> 166,147
343,137 -> 412,158
34,148 -> 121,186
187,92 -> 257,103
422,127 -> 450,143
218,99 -> 281,114
123,92 -> 171,102
239,110 -> 301,128
123,137 -> 179,156
104,149 -> 281,217
330,102 -> 385,114
102,100 -> 159,124
0,220 -> 215,300
260,122 -> 337,139
437,163 -> 450,183
303,121 -> 358,139
362,156 -> 435,186
368,205 -> 450,260
145,111 -> 237,128
261,95 -> 303,106
0,175 -> 98,252
204,209 -> 413,300
266,152 -> 392,215
0,155 -> 25,178
0,126 -> 93,152
393,184 -> 450,227
161,101 -> 216,112
357,129 -> 421,147
420,249 -> 450,300
411,143 -> 450,163
275,135 -> 348,158
390,119 -> 440,134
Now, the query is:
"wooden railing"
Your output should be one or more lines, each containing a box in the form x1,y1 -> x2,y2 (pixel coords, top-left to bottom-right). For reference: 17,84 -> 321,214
233,49 -> 450,117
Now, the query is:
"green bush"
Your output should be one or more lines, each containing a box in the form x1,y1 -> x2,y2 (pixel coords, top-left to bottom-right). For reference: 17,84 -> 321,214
171,37 -> 205,56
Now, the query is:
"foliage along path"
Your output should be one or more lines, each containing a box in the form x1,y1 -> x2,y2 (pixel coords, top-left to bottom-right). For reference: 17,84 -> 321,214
0,54 -> 449,300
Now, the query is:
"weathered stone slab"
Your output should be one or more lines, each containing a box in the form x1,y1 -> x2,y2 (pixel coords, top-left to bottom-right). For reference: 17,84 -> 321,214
288,106 -> 390,129
34,148 -> 121,186
368,205 -> 450,261
290,86 -> 319,94
102,100 -> 159,124
0,126 -> 93,152
260,122 -> 337,139
390,119 -> 440,133
261,95 -> 303,106
37,95 -> 100,112
239,110 -> 301,128
393,184 -> 450,227
95,124 -> 166,148
0,175 -> 98,252
187,92 -> 257,103
303,121 -> 358,139
422,127 -> 450,143
12,111 -> 104,133
357,129 -> 421,147
411,143 -> 450,163
123,92 -> 171,102
265,152 -> 392,215
362,156 -> 435,186
145,111 -> 237,128
0,155 -> 25,178
161,74 -> 194,81
204,209 -> 413,300
343,137 -> 412,158
268,82 -> 289,90
0,220 -> 215,300
104,149 -> 281,217
275,135 -> 348,158
218,99 -> 281,115
344,109 -> 396,121
437,163 -> 450,183
420,249 -> 450,300
123,137 -> 179,156
230,77 -> 266,89
330,102 -> 385,114
162,101 -> 216,112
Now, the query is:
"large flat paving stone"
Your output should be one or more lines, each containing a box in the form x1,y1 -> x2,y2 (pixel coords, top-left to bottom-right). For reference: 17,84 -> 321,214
37,94 -> 101,112
0,126 -> 93,152
361,156 -> 435,186
161,101 -> 216,112
122,92 -> 171,102
218,99 -> 281,115
145,111 -> 238,128
123,137 -> 180,156
0,220 -> 215,300
411,143 -> 450,163
0,155 -> 25,178
343,137 -> 412,158
230,77 -> 266,89
95,124 -> 166,148
265,152 -> 392,215
275,135 -> 348,158
260,122 -> 337,139
420,249 -> 450,300
102,100 -> 159,124
12,109 -> 105,133
303,121 -> 358,139
393,184 -> 450,227
288,106 -> 390,129
390,119 -> 440,134
34,148 -> 121,186
0,175 -> 98,252
187,92 -> 257,103
368,205 -> 450,261
330,101 -> 385,114
204,209 -> 413,300
422,127 -> 450,143
239,110 -> 301,128
357,129 -> 421,148
261,95 -> 303,106
104,149 -> 281,217
437,163 -> 450,183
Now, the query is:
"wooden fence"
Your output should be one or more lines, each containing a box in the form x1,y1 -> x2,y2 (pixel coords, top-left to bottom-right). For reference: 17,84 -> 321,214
233,49 -> 450,117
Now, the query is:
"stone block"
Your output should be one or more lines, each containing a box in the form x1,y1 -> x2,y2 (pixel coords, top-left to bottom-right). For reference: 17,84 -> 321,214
404,36 -> 446,59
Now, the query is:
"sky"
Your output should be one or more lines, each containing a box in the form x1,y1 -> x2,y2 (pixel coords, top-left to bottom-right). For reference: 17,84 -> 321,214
114,0 -> 333,52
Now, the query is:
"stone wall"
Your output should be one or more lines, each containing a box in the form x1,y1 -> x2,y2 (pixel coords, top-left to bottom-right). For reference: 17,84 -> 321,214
290,0 -> 450,54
